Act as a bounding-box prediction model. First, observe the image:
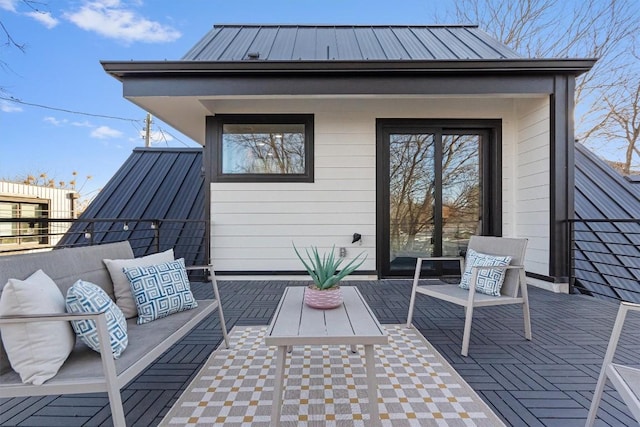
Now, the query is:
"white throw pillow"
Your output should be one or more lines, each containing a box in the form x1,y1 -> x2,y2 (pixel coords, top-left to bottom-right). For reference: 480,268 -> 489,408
103,249 -> 174,318
0,270 -> 75,385
66,280 -> 128,358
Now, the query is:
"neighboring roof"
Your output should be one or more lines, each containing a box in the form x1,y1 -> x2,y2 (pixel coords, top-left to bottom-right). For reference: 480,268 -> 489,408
182,24 -> 522,61
574,143 -> 640,303
58,148 -> 207,266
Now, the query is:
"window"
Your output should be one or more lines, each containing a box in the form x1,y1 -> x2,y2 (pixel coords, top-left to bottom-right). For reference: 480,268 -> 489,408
209,114 -> 314,182
0,200 -> 49,246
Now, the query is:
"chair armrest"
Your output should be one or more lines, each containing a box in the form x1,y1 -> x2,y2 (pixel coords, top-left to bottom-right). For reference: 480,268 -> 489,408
0,310 -> 107,325
186,265 -> 213,272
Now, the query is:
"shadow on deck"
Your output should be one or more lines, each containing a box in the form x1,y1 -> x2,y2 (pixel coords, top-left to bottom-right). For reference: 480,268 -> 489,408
1,280 -> 639,426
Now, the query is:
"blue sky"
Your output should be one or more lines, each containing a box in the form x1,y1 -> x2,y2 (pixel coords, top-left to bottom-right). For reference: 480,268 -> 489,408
1,0 -> 459,197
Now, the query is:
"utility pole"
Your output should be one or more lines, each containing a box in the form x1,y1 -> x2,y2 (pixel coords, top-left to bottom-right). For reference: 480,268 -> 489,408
144,113 -> 152,147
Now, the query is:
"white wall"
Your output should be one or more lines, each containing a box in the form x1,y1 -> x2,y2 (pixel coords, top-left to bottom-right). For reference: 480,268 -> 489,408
514,98 -> 551,276
0,182 -> 77,248
206,96 -> 551,275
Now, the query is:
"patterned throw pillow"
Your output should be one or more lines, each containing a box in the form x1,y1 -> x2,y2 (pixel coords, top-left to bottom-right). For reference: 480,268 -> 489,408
66,280 -> 128,359
123,258 -> 198,325
459,248 -> 512,296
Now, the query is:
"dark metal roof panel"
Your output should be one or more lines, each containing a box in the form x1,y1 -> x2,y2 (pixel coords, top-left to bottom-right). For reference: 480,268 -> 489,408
353,27 -> 387,59
184,25 -> 524,62
574,143 -> 640,302
334,28 -> 362,59
268,27 -> 298,60
59,148 -> 206,265
373,28 -> 410,59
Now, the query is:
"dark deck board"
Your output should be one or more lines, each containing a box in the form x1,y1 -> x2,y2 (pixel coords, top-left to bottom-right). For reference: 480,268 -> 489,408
1,280 -> 639,426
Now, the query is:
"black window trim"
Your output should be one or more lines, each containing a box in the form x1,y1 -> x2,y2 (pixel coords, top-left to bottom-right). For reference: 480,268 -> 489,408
208,113 -> 314,183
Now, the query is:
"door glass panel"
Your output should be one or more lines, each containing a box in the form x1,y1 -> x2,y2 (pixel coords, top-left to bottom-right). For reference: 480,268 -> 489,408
442,134 -> 482,257
388,133 -> 435,274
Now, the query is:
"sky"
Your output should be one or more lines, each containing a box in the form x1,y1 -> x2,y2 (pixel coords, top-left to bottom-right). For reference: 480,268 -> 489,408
0,0 -> 460,198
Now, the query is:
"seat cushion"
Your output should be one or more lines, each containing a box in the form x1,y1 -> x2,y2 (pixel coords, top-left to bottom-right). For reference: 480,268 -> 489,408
66,280 -> 128,359
123,258 -> 197,325
0,270 -> 75,385
459,248 -> 512,296
103,249 -> 174,319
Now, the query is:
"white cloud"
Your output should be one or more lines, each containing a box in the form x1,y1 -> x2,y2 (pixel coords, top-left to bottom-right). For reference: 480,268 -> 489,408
64,1 -> 181,44
44,116 -> 67,126
0,0 -> 18,12
25,11 -> 60,29
71,120 -> 93,127
0,100 -> 22,113
91,125 -> 123,139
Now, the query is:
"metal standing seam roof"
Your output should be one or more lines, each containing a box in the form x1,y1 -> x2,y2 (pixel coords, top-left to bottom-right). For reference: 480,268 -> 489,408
181,24 -> 523,62
574,143 -> 640,302
58,148 -> 207,267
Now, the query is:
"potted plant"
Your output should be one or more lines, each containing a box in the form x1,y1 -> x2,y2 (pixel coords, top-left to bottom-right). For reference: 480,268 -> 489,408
293,244 -> 367,309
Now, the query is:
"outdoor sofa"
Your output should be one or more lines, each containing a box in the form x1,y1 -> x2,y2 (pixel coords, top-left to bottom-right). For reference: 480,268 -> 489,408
0,241 -> 229,427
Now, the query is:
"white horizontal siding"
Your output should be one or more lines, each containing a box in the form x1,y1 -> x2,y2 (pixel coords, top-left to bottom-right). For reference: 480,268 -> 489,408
208,97 -> 523,273
514,98 -> 551,276
0,182 -> 77,247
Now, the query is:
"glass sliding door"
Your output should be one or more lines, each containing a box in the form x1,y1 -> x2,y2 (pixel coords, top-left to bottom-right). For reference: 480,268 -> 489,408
388,133 -> 436,272
378,120 -> 499,277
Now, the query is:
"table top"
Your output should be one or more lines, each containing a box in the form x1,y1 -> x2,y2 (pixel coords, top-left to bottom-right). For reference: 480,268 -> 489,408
265,286 -> 388,347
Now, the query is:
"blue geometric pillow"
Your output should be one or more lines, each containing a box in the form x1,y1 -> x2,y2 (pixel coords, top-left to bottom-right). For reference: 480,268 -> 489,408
66,280 -> 128,358
123,258 -> 198,325
459,248 -> 512,296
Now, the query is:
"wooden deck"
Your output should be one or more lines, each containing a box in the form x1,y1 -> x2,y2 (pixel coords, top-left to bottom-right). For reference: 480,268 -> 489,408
2,280 -> 639,426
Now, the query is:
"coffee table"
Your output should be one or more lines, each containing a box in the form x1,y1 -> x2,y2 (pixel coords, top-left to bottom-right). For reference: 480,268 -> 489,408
265,286 -> 388,426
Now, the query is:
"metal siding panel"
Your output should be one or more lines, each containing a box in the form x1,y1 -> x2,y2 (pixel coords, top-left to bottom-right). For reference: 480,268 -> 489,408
269,27 -> 298,60
335,28 -> 363,60
218,27 -> 260,60
353,27 -> 387,59
412,28 -> 458,59
372,27 -> 409,59
291,27 -> 317,60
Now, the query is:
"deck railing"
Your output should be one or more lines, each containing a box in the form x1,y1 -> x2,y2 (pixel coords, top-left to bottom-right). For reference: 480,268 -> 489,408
0,218 -> 208,269
572,218 -> 640,302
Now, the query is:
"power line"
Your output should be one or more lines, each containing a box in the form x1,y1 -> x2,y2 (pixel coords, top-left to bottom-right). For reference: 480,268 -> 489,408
0,96 -> 142,122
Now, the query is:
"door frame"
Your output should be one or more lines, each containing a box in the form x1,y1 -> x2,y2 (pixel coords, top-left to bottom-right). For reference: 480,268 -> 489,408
376,118 -> 503,278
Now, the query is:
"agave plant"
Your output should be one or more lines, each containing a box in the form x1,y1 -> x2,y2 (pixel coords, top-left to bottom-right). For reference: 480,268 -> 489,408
293,244 -> 367,290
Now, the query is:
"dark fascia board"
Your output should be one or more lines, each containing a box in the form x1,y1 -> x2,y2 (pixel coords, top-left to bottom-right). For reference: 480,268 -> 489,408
132,147 -> 202,153
102,58 -> 597,80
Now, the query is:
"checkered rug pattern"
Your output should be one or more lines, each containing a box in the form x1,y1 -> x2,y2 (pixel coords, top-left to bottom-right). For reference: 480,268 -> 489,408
160,325 -> 504,427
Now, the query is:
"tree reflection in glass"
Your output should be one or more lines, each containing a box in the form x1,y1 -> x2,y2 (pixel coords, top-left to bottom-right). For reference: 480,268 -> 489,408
222,124 -> 305,174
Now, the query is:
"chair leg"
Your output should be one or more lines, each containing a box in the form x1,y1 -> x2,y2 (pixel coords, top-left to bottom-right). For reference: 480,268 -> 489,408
585,303 -> 630,427
519,269 -> 532,340
406,258 -> 423,328
461,304 -> 474,357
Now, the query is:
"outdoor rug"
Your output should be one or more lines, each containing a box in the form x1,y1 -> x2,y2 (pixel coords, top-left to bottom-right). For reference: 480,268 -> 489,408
160,325 -> 505,427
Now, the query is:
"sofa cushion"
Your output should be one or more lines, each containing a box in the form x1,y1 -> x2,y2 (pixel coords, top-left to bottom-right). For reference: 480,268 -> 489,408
66,280 -> 128,358
103,249 -> 174,319
123,258 -> 197,325
0,270 -> 75,385
459,248 -> 512,296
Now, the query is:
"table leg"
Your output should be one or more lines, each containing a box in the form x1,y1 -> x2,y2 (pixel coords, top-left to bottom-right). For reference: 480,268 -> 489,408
364,344 -> 381,426
271,345 -> 287,427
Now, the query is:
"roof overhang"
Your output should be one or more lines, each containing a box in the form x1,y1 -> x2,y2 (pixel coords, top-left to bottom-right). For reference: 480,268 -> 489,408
101,58 -> 596,144
102,58 -> 596,79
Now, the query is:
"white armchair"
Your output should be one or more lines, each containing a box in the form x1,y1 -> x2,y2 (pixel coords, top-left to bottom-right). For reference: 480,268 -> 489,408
406,235 -> 531,356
